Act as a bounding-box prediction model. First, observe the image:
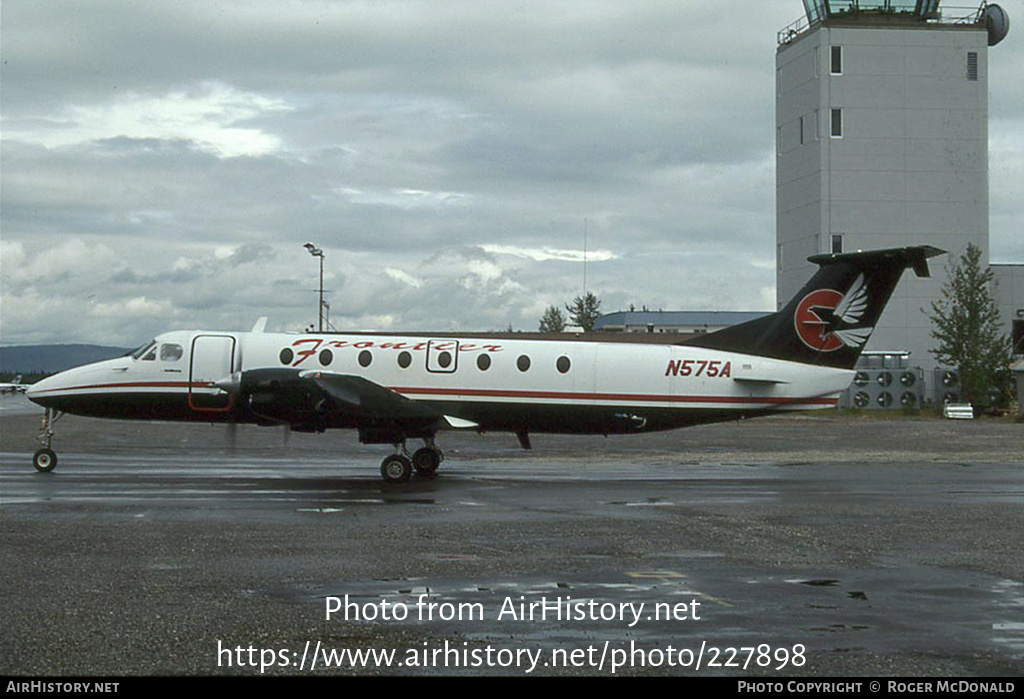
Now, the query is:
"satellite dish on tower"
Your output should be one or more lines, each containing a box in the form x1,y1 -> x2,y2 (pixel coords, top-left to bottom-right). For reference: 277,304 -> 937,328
982,3 -> 1010,46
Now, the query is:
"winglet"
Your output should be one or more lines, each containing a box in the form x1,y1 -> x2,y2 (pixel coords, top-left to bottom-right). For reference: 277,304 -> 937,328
251,317 -> 269,333
444,416 -> 479,429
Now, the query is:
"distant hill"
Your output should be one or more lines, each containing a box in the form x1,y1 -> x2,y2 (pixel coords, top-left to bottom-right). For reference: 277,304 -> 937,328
0,345 -> 131,375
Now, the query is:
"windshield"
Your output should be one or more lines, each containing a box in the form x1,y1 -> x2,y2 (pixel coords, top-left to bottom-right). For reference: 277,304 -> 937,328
128,341 -> 157,360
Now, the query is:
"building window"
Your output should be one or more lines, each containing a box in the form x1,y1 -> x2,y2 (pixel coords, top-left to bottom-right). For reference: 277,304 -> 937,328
967,52 -> 978,81
831,234 -> 843,254
830,45 -> 842,75
830,108 -> 843,138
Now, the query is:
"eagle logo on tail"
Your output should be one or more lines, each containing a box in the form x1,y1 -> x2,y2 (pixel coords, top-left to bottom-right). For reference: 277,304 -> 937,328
794,273 -> 873,352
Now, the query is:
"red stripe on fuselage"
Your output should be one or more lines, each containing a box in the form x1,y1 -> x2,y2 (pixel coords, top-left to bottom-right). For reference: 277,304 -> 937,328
393,386 -> 837,406
30,380 -> 837,407
28,381 -> 203,395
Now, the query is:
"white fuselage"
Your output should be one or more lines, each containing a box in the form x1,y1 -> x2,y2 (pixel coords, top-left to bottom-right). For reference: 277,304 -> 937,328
27,329 -> 852,435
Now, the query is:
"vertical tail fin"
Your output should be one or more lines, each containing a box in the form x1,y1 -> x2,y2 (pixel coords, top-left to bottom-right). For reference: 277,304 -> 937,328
683,246 -> 945,369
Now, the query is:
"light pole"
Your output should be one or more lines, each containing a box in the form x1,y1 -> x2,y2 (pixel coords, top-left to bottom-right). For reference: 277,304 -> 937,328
303,243 -> 325,332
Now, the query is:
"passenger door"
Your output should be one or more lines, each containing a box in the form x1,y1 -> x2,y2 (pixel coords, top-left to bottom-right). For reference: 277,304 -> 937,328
188,334 -> 235,412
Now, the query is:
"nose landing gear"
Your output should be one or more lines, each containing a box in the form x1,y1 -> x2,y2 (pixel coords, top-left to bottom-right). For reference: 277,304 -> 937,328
32,409 -> 64,473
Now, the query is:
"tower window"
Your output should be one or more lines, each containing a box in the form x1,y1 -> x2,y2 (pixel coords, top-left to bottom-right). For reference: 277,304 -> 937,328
967,52 -> 978,81
830,108 -> 843,138
830,46 -> 842,75
831,234 -> 843,254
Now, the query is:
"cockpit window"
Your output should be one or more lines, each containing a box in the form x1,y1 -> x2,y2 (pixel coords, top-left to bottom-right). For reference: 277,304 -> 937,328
160,343 -> 183,362
130,341 -> 158,360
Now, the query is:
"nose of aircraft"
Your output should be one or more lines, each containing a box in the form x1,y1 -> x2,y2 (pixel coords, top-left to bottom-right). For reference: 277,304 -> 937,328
25,357 -> 129,411
25,369 -> 74,409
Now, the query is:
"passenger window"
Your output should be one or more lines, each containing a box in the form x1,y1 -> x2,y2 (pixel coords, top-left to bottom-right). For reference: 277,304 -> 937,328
160,344 -> 183,362
517,355 -> 531,372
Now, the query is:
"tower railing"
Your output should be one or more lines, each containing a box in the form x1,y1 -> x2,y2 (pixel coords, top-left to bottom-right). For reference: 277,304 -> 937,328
778,4 -> 984,45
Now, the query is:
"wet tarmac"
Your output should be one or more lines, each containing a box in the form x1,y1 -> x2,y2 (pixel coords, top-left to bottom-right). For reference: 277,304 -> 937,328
1,393 -> 1022,676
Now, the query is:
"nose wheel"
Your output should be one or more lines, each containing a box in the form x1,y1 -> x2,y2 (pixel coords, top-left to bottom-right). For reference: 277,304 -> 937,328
33,448 -> 58,473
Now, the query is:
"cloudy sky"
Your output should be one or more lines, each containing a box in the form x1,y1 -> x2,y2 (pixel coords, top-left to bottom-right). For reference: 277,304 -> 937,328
2,0 -> 1023,346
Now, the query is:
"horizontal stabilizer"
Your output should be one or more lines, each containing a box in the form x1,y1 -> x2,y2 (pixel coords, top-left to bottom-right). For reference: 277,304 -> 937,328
731,360 -> 789,384
807,245 -> 943,278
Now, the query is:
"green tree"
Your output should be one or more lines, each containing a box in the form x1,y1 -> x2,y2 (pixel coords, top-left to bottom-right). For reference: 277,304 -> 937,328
538,305 -> 567,333
566,292 -> 602,332
928,244 -> 1013,409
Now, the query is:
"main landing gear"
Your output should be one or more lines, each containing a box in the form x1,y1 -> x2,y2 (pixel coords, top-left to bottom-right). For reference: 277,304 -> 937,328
32,408 -> 64,473
379,439 -> 445,483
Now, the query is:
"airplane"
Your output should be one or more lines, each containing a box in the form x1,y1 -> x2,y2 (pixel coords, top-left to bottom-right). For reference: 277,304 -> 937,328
1,375 -> 29,395
25,245 -> 943,482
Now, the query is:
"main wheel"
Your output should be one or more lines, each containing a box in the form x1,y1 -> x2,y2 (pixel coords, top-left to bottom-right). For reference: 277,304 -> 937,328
411,447 -> 442,476
33,448 -> 57,473
380,454 -> 412,483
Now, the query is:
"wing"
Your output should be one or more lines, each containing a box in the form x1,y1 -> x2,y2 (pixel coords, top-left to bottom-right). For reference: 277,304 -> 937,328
299,370 -> 477,429
833,273 -> 868,323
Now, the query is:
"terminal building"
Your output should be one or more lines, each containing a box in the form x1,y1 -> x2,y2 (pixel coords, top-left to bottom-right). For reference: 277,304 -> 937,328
594,311 -> 769,335
774,0 -> 1022,406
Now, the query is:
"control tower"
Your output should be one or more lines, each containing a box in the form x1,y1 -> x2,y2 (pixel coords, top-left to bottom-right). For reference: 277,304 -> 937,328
775,1 -> 1009,371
